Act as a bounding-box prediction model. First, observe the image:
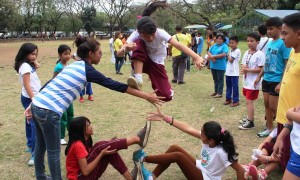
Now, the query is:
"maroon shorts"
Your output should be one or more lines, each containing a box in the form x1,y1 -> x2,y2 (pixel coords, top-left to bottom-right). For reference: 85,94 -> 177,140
131,38 -> 173,101
277,123 -> 291,169
243,88 -> 259,100
262,142 -> 275,155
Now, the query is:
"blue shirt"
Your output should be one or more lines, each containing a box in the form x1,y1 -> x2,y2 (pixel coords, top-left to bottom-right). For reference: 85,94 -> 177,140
33,61 -> 128,116
197,36 -> 204,54
209,43 -> 229,70
264,38 -> 291,82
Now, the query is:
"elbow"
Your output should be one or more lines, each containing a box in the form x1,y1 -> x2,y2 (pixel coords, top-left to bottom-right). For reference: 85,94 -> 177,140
81,170 -> 90,176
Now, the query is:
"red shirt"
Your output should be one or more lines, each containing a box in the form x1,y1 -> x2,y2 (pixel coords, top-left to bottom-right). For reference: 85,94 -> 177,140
66,141 -> 89,180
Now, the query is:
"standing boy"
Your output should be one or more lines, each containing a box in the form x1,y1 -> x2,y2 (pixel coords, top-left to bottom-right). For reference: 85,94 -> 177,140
239,33 -> 265,130
272,13 -> 300,178
255,17 -> 291,137
170,26 -> 191,84
224,36 -> 241,107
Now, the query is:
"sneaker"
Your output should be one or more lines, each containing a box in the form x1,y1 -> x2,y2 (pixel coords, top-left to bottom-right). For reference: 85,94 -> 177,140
257,129 -> 271,138
131,163 -> 143,180
239,120 -> 255,130
248,165 -> 268,180
88,95 -> 94,101
178,81 -> 185,84
251,149 -> 263,160
239,117 -> 247,124
223,100 -> 231,105
79,97 -> 84,103
28,156 -> 34,166
127,76 -> 142,90
60,139 -> 67,145
171,79 -> 177,83
137,121 -> 151,149
133,149 -> 146,162
141,163 -> 153,180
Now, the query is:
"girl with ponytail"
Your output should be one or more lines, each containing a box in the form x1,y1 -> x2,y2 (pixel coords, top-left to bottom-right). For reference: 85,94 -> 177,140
131,109 -> 245,180
117,0 -> 205,102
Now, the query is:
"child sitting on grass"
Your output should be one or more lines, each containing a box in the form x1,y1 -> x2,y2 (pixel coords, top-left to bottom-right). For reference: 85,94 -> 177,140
243,128 -> 280,180
132,109 -> 245,180
65,116 -> 151,180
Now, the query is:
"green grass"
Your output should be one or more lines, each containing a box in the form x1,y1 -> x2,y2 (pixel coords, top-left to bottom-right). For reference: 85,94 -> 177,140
0,40 -> 282,179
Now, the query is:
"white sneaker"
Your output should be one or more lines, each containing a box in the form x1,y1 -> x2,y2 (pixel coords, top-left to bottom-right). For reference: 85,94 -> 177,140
28,156 -> 34,166
60,139 -> 67,145
251,149 -> 262,160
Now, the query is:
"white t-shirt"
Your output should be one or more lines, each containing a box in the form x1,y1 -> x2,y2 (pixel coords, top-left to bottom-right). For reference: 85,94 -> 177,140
196,144 -> 232,180
225,48 -> 241,76
19,62 -> 41,98
291,121 -> 300,155
269,128 -> 278,138
127,29 -> 172,65
257,37 -> 271,55
241,50 -> 265,90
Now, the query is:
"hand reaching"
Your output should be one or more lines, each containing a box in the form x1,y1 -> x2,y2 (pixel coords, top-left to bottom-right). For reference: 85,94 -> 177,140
145,89 -> 165,106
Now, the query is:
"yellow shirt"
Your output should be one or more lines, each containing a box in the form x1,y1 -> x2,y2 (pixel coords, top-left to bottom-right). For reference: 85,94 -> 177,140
114,38 -> 123,51
172,33 -> 191,57
276,49 -> 300,124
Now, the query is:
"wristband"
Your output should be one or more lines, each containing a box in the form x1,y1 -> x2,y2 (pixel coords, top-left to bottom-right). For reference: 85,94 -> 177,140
164,116 -> 172,124
170,117 -> 174,126
284,123 -> 293,132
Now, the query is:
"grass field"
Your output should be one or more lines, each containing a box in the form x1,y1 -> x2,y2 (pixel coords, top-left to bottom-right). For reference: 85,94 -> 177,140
0,39 -> 282,179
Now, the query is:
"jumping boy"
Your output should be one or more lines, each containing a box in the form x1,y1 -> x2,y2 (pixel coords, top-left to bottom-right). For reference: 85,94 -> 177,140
255,17 -> 291,137
239,33 -> 265,130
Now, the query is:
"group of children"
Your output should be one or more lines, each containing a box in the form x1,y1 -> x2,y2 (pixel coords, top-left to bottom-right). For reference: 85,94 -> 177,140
14,0 -> 300,179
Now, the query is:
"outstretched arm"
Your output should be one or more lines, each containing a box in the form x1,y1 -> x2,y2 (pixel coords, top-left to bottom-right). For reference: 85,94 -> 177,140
169,38 -> 205,69
230,162 -> 245,180
147,108 -> 201,139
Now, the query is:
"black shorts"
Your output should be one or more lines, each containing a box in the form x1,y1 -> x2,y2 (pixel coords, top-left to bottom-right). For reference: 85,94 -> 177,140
262,80 -> 280,96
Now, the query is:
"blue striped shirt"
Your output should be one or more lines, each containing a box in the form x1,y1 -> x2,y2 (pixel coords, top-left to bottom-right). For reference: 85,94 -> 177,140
32,61 -> 128,116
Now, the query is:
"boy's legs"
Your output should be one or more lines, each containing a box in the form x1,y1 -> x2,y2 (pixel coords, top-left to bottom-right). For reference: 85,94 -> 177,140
246,99 -> 255,121
66,104 -> 74,132
239,88 -> 258,129
145,145 -> 203,179
225,76 -> 233,102
131,39 -> 173,101
232,76 -> 239,103
177,56 -> 187,83
86,82 -> 93,96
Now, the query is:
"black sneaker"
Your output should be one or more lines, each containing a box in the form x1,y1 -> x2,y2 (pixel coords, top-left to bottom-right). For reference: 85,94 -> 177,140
239,120 -> 254,130
171,79 -> 177,83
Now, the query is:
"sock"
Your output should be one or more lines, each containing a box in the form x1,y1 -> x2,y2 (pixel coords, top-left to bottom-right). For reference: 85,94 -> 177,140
149,175 -> 153,180
134,73 -> 143,84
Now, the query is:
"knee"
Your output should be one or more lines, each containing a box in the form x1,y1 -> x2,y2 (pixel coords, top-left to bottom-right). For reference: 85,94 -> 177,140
168,144 -> 182,152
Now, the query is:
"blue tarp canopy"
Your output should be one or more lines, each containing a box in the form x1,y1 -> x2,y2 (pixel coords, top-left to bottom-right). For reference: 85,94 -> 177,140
219,25 -> 233,30
184,24 -> 207,29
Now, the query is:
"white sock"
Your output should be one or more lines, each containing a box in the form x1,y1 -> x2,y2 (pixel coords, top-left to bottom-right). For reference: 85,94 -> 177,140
134,73 -> 143,84
148,175 -> 153,180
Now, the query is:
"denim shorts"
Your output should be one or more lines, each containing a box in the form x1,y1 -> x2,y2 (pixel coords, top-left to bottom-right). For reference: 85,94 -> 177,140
287,148 -> 300,177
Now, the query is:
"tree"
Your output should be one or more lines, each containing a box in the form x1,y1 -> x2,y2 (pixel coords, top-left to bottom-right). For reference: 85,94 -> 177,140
97,0 -> 134,36
81,6 -> 97,36
0,0 -> 20,32
277,0 -> 300,9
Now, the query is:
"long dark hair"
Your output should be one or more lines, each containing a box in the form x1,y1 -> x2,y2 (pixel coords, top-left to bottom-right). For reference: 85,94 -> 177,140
74,35 -> 100,60
65,116 -> 93,155
14,43 -> 38,72
56,44 -> 71,64
136,0 -> 167,34
203,121 -> 238,162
